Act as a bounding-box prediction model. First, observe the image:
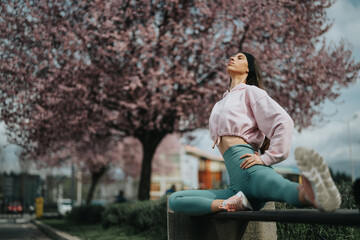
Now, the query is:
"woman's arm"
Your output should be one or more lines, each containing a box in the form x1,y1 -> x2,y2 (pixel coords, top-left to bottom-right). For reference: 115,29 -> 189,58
251,94 -> 294,166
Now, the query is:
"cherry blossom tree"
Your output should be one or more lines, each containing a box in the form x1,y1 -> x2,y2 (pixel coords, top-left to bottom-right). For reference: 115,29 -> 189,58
1,0 -> 359,200
33,136 -> 133,204
109,134 -> 180,180
152,134 -> 181,176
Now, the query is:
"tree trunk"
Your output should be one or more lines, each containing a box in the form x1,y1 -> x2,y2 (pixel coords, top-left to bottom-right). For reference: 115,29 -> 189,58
137,130 -> 167,200
85,166 -> 107,205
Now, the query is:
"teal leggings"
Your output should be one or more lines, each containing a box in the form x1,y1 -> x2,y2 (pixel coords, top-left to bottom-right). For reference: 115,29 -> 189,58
169,144 -> 303,215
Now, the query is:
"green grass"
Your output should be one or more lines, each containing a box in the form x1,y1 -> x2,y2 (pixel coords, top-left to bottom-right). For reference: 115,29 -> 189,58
41,218 -> 165,240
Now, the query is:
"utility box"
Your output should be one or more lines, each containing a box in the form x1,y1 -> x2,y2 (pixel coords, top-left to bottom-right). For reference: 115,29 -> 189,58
35,197 -> 44,219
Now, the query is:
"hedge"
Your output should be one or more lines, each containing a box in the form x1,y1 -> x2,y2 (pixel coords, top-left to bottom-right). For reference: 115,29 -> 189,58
66,204 -> 105,224
102,196 -> 167,232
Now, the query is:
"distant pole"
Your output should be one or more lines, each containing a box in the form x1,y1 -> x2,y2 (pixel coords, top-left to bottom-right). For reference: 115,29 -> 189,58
347,120 -> 355,182
346,113 -> 359,182
77,170 -> 82,206
71,163 -> 75,206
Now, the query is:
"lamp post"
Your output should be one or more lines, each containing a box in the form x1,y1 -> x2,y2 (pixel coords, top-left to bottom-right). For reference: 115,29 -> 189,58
346,112 -> 359,182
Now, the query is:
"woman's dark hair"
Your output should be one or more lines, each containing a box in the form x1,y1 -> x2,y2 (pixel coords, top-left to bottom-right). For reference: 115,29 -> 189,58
230,52 -> 270,153
242,52 -> 264,90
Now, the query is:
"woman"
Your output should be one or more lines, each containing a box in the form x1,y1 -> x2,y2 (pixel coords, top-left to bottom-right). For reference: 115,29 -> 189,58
169,52 -> 341,215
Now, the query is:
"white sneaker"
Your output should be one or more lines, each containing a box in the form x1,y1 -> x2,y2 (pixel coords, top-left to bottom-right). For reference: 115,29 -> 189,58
219,191 -> 253,211
295,147 -> 341,212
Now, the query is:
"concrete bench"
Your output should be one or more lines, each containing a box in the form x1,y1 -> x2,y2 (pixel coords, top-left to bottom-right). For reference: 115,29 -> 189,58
167,201 -> 277,240
167,199 -> 360,240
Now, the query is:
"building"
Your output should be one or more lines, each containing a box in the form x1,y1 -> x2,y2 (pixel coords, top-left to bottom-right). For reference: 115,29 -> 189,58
0,173 -> 40,213
150,145 -> 228,199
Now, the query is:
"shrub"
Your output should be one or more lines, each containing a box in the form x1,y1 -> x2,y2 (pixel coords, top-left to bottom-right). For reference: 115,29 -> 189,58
67,204 -> 105,224
102,196 -> 167,232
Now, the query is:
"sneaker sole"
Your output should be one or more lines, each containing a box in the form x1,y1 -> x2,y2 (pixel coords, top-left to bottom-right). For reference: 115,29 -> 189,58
295,147 -> 341,212
237,191 -> 253,210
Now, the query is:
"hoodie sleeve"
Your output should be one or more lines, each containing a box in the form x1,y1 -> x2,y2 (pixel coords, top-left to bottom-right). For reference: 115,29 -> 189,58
250,91 -> 294,166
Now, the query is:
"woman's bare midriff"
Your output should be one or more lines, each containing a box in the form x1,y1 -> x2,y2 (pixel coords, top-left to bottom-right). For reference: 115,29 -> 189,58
218,136 -> 249,155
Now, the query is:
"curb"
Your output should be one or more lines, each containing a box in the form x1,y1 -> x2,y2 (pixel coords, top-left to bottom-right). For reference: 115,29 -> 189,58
32,220 -> 81,240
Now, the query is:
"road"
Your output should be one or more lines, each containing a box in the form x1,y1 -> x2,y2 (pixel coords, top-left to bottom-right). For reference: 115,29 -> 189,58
0,222 -> 51,240
0,214 -> 51,240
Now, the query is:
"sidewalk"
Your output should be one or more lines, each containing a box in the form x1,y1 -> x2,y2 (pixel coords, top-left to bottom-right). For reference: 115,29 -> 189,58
0,213 -> 81,240
0,213 -> 34,224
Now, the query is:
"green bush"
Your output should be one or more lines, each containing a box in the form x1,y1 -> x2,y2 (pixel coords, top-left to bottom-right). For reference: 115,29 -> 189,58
67,204 -> 105,224
276,180 -> 360,240
102,196 -> 167,237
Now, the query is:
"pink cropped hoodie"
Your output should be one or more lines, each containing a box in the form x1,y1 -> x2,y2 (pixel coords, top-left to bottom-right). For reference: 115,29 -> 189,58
209,83 -> 294,166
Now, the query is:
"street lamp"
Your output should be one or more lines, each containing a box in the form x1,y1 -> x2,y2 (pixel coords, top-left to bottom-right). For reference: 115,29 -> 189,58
346,112 -> 360,182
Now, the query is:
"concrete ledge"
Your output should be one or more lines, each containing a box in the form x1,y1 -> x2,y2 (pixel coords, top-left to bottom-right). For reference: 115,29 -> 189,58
167,201 -> 277,240
32,220 -> 81,240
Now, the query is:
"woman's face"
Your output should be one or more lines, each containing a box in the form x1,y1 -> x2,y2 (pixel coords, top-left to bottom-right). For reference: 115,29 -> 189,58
226,53 -> 249,75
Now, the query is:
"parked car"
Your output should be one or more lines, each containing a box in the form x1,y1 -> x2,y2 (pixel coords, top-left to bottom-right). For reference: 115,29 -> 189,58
57,199 -> 72,216
7,201 -> 23,213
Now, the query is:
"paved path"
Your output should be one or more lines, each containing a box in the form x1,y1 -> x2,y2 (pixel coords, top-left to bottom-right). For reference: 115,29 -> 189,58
0,222 -> 51,240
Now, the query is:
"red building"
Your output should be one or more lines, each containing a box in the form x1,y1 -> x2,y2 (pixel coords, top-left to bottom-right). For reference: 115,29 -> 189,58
184,145 -> 226,190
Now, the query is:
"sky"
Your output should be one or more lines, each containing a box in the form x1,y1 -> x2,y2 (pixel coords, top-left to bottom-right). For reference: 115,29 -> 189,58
187,0 -> 360,178
1,0 -> 360,178
288,0 -> 360,176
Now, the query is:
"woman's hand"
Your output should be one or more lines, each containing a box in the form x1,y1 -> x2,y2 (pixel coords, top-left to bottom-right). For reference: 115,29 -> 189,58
240,151 -> 264,169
